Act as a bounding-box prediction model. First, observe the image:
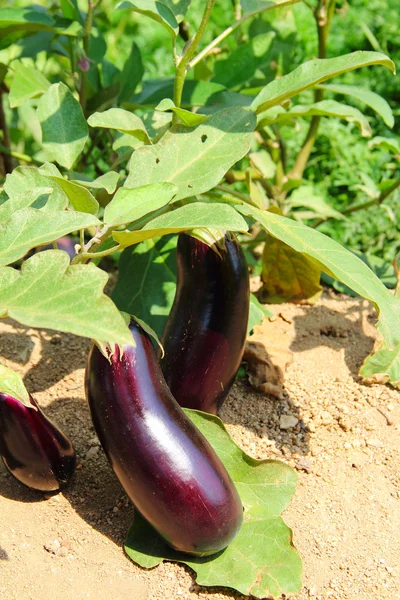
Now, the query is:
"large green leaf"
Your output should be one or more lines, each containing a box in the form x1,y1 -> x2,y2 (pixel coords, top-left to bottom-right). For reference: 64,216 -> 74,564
113,235 -> 178,338
261,235 -> 322,304
261,100 -> 372,137
125,107 -> 256,201
116,0 -> 178,38
0,364 -> 30,408
37,83 -> 89,169
88,108 -> 150,143
0,251 -> 132,345
113,202 -> 248,246
46,176 -> 99,214
239,205 -> 400,351
212,32 -> 276,89
0,188 -> 61,221
360,344 -> 400,386
0,208 -> 99,266
317,83 -> 394,128
125,409 -> 301,599
104,182 -> 178,227
251,51 -> 395,114
72,172 -> 120,194
9,62 -> 51,108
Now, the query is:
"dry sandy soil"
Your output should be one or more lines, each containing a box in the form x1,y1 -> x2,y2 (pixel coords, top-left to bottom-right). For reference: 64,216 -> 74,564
0,290 -> 399,600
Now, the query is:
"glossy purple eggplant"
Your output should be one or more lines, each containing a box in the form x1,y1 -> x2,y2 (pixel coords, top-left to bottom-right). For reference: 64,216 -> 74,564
0,394 -> 76,492
160,233 -> 249,415
85,321 -> 243,556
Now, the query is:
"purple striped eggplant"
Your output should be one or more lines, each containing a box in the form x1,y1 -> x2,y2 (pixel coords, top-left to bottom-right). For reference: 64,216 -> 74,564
160,233 -> 249,415
0,394 -> 76,492
85,321 -> 243,556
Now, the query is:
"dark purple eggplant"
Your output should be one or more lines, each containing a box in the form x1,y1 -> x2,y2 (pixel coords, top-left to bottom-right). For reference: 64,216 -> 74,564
85,321 -> 243,556
0,394 -> 76,492
160,233 -> 249,415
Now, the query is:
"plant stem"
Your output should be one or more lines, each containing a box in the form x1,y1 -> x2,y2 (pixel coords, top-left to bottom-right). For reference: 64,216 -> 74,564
79,244 -> 122,261
0,92 -> 13,174
0,144 -> 42,165
79,1 -> 98,114
342,178 -> 400,215
312,177 -> 400,227
173,0 -> 215,109
288,0 -> 335,180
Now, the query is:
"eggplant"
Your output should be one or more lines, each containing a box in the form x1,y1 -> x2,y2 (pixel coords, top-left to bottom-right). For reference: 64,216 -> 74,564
0,393 -> 76,492
85,321 -> 243,556
160,233 -> 249,415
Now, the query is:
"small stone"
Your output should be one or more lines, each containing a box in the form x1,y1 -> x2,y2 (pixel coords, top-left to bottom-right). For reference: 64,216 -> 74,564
44,539 -> 61,555
366,438 -> 384,448
86,446 -> 100,459
58,547 -> 68,557
344,442 -> 351,449
279,415 -> 298,430
296,457 -> 313,473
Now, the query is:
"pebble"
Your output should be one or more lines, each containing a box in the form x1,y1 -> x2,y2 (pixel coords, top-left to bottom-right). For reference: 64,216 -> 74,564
85,446 -> 100,459
44,539 -> 61,555
366,438 -> 384,448
279,415 -> 299,430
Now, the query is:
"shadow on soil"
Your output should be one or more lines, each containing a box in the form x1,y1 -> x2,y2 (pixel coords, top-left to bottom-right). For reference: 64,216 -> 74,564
0,546 -> 9,560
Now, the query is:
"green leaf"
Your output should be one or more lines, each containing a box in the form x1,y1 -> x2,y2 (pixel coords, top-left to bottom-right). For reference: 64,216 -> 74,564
125,409 -> 301,598
88,108 -> 150,143
116,0 -> 178,38
0,251 -> 132,345
261,235 -> 323,304
239,205 -> 400,351
60,0 -> 81,21
155,99 -> 208,126
248,293 -> 273,334
37,82 -> 89,169
249,150 -> 276,179
45,176 -> 99,214
271,100 -> 372,137
0,9 -> 56,51
3,166 -> 67,212
125,107 -> 256,201
0,208 -> 99,266
113,235 -> 178,338
0,188 -> 55,221
251,51 -> 395,114
118,42 -> 144,102
0,364 -> 30,408
287,186 -> 346,221
212,32 -> 275,89
162,0 -> 191,21
368,136 -> 400,154
104,182 -> 178,227
73,172 -> 120,194
240,0 -> 302,16
113,202 -> 248,247
317,83 -> 394,128
9,62 -> 51,108
360,344 -> 400,386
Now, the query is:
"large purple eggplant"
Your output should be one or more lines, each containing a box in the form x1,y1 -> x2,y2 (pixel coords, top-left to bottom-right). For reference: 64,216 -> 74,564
0,394 -> 76,492
85,321 -> 243,556
160,233 -> 249,415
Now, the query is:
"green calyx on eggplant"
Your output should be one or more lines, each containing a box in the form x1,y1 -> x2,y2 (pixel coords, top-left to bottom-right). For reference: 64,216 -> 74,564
85,321 -> 243,556
0,393 -> 76,492
159,232 -> 250,415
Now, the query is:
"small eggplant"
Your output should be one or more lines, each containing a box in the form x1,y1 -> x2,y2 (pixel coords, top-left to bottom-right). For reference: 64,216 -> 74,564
160,233 -> 249,415
85,321 -> 243,556
0,394 -> 76,492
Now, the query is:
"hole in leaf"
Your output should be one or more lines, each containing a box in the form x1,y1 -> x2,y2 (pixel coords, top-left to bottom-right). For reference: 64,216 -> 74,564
155,158 -> 160,164
188,184 -> 193,188
201,135 -> 207,143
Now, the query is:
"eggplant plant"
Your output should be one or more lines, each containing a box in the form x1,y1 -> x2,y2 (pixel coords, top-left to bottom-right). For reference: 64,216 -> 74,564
0,0 -> 398,596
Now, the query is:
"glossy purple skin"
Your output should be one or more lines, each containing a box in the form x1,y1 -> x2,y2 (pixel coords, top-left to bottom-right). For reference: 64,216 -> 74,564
85,322 -> 243,556
160,233 -> 249,415
0,394 -> 76,492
